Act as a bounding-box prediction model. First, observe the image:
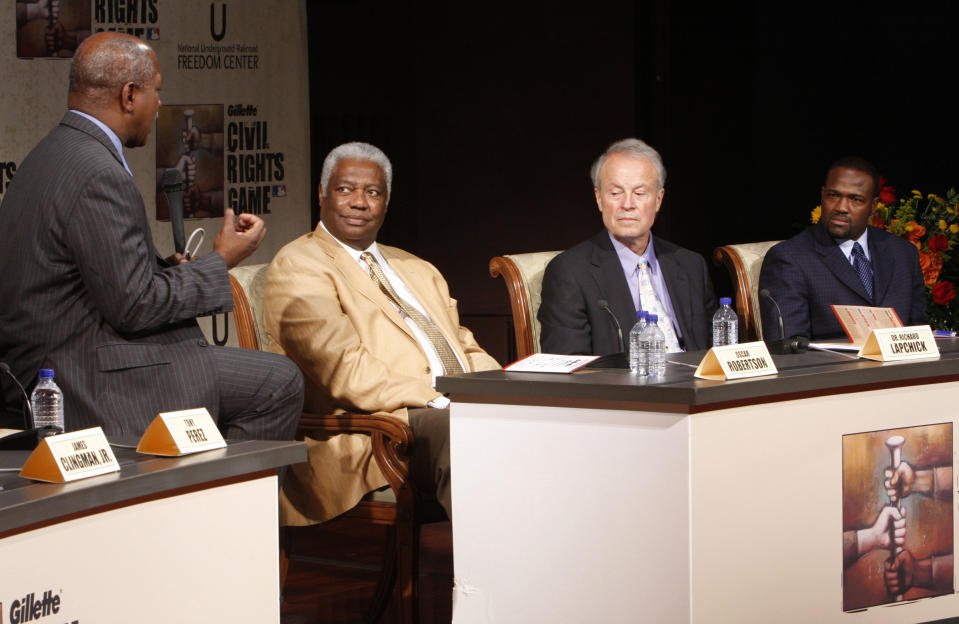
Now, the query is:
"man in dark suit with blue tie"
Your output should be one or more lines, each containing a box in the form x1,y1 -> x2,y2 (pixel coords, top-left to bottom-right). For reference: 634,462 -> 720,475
0,32 -> 302,439
759,157 -> 927,342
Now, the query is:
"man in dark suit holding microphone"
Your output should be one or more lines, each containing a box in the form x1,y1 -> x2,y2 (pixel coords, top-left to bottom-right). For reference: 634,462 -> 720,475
759,157 -> 927,342
0,32 -> 302,439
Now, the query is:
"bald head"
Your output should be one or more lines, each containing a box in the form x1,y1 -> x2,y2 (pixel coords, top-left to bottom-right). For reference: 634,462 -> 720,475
67,32 -> 162,149
68,32 -> 156,109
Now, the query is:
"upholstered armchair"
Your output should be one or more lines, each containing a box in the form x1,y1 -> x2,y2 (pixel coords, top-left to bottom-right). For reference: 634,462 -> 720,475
229,263 -> 431,624
711,241 -> 782,341
488,251 -> 561,359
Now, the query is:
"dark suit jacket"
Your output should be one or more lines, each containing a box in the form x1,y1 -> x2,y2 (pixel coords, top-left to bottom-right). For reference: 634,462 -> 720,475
538,231 -> 717,355
0,112 -> 233,436
759,225 -> 928,341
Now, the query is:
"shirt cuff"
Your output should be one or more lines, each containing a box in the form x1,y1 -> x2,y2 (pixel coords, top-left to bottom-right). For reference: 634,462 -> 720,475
427,395 -> 450,410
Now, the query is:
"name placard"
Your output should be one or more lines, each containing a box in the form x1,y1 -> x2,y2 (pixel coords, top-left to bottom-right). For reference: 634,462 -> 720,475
19,427 -> 120,483
857,325 -> 940,362
694,341 -> 778,381
136,407 -> 226,456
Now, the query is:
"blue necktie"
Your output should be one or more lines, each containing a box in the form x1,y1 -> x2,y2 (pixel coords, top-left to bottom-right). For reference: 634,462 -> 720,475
851,242 -> 874,302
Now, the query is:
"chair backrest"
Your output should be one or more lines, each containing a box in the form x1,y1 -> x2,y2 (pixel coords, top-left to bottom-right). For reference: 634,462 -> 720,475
712,241 -> 781,341
229,263 -> 270,352
489,251 -> 562,359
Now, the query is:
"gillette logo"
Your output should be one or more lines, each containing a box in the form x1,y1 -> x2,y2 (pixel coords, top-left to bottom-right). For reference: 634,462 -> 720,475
6,590 -> 75,623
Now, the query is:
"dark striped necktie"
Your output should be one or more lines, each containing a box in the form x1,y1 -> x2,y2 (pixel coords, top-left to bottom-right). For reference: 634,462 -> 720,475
851,242 -> 874,302
360,252 -> 464,375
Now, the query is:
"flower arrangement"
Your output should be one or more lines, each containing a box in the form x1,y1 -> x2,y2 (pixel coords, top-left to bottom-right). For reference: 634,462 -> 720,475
811,177 -> 959,330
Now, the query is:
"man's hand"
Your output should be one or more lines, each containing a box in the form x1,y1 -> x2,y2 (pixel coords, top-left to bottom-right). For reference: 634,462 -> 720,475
164,252 -> 190,266
884,550 -> 915,595
857,505 -> 905,556
885,462 -> 937,502
884,462 -> 916,503
214,207 -> 266,268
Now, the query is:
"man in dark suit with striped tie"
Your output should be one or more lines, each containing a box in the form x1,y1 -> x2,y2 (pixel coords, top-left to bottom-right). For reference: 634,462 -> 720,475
0,32 -> 302,440
759,157 -> 928,342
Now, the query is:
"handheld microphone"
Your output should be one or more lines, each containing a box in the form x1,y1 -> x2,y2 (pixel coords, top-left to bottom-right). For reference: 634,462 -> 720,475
758,289 -> 808,354
1,361 -> 34,430
162,168 -> 186,255
597,299 -> 624,353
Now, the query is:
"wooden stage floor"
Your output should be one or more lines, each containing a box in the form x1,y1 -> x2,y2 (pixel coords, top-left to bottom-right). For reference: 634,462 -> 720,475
281,516 -> 453,623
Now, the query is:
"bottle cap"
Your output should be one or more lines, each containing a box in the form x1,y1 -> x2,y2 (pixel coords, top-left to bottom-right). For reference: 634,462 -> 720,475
720,297 -> 733,306
38,368 -> 54,379
647,314 -> 658,323
636,310 -> 647,320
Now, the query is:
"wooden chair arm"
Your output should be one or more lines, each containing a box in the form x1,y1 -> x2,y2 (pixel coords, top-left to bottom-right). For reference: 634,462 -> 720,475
229,273 -> 260,351
489,255 -> 535,359
296,411 -> 415,509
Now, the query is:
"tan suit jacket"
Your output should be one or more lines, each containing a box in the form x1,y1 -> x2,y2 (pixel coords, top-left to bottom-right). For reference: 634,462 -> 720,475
265,224 -> 499,524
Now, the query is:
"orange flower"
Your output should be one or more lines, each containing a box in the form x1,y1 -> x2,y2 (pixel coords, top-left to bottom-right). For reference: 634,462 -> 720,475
919,250 -> 944,286
904,221 -> 926,250
870,212 -> 886,228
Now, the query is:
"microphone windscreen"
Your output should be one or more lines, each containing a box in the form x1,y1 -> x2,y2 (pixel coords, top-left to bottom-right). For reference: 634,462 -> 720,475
162,168 -> 185,254
162,167 -> 184,192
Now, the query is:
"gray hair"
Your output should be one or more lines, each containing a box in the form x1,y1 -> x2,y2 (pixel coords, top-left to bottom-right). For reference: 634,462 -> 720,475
320,142 -> 393,198
69,34 -> 156,96
590,138 -> 667,190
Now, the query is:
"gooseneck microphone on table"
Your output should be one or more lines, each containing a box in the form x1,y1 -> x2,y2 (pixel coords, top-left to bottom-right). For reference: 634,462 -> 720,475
0,362 -> 58,450
758,289 -> 809,354
162,168 -> 186,255
1,361 -> 34,430
597,299 -> 625,353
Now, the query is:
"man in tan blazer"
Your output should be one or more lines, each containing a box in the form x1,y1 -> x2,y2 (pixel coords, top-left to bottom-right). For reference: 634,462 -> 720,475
265,142 -> 500,525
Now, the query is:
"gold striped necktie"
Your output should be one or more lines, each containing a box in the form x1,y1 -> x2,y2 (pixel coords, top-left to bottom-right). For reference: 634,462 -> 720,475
360,252 -> 465,375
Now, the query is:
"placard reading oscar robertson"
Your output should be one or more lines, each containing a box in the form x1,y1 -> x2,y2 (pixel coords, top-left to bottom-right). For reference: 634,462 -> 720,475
694,341 -> 777,381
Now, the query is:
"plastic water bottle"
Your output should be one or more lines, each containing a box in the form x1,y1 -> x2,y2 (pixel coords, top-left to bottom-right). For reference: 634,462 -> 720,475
30,369 -> 64,433
644,314 -> 666,376
628,311 -> 649,374
712,297 -> 739,347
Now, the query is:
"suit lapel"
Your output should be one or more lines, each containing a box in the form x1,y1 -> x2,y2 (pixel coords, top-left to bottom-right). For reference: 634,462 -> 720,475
812,226 -> 872,302
588,232 -> 636,335
386,252 -> 444,327
867,227 -> 894,303
655,238 -> 693,340
314,228 -> 417,341
382,248 -> 471,361
379,245 -> 480,372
